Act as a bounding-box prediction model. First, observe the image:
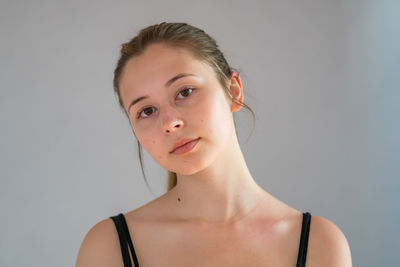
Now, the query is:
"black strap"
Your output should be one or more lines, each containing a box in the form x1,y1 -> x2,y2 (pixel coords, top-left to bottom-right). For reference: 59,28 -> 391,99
110,213 -> 140,267
296,212 -> 312,267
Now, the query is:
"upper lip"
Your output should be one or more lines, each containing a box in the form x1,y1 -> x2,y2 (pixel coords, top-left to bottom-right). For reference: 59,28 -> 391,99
170,137 -> 200,153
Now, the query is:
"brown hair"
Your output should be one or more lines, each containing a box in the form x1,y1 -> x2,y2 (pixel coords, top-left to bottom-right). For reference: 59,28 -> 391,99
113,22 -> 256,194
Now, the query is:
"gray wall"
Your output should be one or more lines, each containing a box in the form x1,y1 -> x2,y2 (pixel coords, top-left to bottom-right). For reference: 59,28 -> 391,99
1,0 -> 399,266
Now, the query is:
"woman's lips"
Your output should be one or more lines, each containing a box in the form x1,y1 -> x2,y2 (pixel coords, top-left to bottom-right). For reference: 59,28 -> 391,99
171,138 -> 200,155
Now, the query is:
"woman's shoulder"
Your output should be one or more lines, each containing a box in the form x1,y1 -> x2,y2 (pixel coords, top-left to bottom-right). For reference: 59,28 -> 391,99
306,214 -> 352,267
75,191 -> 176,267
75,216 -> 125,267
124,190 -> 178,222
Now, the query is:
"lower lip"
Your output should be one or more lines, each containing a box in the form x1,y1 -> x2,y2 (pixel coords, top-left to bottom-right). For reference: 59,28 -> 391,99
171,138 -> 200,155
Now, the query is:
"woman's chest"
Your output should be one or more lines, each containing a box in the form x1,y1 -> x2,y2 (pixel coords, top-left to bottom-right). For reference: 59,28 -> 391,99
140,241 -> 299,267
132,219 -> 301,267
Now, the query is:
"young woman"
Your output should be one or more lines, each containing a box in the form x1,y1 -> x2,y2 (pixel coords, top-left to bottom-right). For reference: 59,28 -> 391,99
76,22 -> 352,267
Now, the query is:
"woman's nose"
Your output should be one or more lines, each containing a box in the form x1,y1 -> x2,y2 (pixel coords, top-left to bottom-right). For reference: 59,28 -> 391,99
162,108 -> 184,134
164,121 -> 183,133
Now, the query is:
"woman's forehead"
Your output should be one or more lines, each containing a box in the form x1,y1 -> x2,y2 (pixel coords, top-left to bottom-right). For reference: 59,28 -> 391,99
120,46 -> 212,96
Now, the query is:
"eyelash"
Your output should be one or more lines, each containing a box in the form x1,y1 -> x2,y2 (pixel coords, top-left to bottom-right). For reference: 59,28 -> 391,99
136,86 -> 196,119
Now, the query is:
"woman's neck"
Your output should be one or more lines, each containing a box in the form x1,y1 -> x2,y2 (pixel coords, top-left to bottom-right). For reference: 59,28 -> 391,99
168,134 -> 268,224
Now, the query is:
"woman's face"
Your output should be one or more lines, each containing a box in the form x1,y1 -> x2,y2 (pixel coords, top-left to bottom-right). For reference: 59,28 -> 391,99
119,43 -> 238,175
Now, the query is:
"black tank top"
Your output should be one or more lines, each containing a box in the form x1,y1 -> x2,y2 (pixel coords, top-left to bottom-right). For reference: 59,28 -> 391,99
110,212 -> 312,267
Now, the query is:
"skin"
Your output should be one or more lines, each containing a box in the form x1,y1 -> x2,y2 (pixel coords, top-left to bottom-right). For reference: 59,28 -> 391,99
76,43 -> 352,267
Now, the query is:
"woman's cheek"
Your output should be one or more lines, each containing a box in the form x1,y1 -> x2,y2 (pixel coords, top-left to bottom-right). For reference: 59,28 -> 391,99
211,100 -> 232,137
140,136 -> 158,156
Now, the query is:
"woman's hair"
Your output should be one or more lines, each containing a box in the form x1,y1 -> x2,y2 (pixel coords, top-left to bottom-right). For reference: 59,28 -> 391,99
113,22 -> 255,194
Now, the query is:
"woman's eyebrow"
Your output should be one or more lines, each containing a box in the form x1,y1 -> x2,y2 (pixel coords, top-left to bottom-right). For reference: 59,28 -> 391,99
127,73 -> 198,112
165,73 -> 197,87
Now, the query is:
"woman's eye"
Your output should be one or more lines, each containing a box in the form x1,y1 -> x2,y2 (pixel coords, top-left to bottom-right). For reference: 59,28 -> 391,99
137,106 -> 155,119
177,87 -> 194,99
136,87 -> 195,119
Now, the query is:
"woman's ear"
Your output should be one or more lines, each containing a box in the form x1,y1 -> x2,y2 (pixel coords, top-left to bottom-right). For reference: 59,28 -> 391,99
229,71 -> 244,112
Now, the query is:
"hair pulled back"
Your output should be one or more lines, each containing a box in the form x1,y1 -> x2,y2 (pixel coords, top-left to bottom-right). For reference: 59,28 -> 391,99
113,22 -> 255,194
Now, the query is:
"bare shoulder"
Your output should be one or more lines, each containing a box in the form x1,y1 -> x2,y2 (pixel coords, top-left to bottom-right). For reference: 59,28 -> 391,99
307,215 -> 352,267
75,217 -> 123,267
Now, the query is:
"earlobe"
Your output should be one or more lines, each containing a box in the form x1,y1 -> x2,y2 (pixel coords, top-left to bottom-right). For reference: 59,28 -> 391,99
230,71 -> 244,112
